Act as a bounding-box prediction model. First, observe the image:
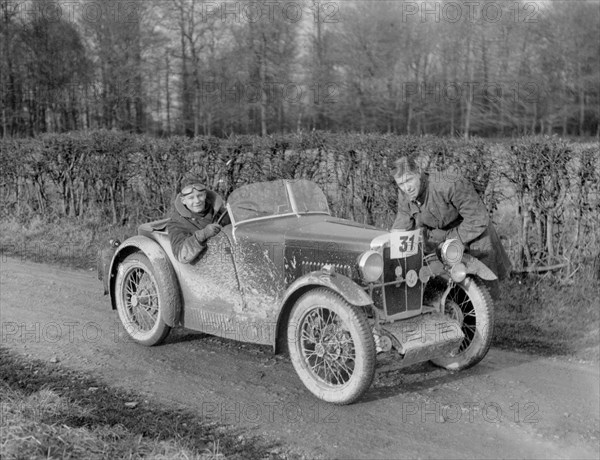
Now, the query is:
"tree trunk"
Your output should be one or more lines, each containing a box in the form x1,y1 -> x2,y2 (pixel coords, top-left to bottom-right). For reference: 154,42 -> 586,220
78,181 -> 86,218
463,37 -> 474,140
546,212 -> 554,262
134,20 -> 144,133
109,184 -> 117,225
313,15 -> 325,129
259,33 -> 268,137
165,53 -> 171,134
579,87 -> 585,136
179,10 -> 191,135
120,183 -> 127,224
194,87 -> 199,136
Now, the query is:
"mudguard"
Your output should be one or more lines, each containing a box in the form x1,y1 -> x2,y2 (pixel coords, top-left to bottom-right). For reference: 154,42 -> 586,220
283,270 -> 372,308
98,246 -> 116,295
108,235 -> 181,327
425,253 -> 497,280
462,254 -> 497,280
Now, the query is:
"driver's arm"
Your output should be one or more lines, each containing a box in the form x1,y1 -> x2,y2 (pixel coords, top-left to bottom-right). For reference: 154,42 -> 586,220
167,220 -> 207,264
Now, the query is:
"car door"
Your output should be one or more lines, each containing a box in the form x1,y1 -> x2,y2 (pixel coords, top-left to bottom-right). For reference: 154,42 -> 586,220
163,228 -> 245,333
231,221 -> 288,308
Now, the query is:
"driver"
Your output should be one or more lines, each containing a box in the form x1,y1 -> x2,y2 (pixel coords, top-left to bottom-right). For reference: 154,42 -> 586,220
391,156 -> 511,299
167,182 -> 225,264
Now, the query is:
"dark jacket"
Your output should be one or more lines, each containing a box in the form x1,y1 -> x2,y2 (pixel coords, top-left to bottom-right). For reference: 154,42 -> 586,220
167,191 -> 225,264
392,169 -> 512,280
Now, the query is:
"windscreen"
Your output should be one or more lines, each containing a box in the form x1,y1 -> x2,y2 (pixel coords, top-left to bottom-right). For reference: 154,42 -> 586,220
287,179 -> 330,214
227,179 -> 330,223
228,180 -> 292,223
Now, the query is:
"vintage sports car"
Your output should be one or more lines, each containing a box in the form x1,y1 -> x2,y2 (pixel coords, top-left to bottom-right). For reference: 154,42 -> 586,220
99,179 -> 496,405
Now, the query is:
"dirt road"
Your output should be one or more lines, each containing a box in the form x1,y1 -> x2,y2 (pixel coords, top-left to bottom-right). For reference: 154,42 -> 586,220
1,257 -> 598,459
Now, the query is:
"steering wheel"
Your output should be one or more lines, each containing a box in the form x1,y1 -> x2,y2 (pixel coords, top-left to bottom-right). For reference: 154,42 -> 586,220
215,208 -> 231,226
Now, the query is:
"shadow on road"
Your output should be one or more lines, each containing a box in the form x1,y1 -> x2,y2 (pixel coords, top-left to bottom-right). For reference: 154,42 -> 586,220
363,349 -> 543,404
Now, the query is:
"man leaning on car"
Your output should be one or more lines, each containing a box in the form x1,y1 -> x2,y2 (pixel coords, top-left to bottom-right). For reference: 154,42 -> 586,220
392,156 -> 511,299
167,181 -> 225,264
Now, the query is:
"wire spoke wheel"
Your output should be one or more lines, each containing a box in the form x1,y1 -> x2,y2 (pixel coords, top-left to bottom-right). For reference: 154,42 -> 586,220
444,289 -> 476,354
115,253 -> 171,346
123,269 -> 160,331
288,289 -> 375,405
300,307 -> 356,386
430,276 -> 494,371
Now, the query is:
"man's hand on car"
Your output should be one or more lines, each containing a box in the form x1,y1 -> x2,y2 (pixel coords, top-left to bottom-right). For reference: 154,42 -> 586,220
195,224 -> 222,243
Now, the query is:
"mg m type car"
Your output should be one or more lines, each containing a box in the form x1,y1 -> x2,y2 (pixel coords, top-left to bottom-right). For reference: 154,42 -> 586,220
99,179 -> 496,404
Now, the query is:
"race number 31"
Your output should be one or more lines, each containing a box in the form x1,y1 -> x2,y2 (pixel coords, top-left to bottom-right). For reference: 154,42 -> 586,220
390,229 -> 420,259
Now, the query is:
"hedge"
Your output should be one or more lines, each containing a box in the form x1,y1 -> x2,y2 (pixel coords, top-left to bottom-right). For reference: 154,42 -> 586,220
1,131 -> 598,268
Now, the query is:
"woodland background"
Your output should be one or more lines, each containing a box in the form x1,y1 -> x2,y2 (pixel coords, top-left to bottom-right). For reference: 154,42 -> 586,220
1,0 -> 599,138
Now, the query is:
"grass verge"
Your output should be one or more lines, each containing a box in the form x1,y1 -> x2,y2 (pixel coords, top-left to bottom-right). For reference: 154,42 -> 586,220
494,274 -> 600,361
0,215 -> 134,271
0,347 -> 290,460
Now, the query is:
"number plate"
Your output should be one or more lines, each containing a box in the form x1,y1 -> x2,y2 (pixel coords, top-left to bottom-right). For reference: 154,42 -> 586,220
389,229 -> 421,259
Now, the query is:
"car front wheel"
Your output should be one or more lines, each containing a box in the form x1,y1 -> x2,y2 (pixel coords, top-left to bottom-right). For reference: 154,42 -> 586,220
115,253 -> 171,346
287,288 -> 376,405
430,276 -> 494,371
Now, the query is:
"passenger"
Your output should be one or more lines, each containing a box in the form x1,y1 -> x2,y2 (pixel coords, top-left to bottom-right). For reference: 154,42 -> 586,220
392,157 -> 511,299
167,182 -> 225,264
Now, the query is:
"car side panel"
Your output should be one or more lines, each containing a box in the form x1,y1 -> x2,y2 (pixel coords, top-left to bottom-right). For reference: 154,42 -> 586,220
153,229 -> 246,321
147,225 -> 276,346
232,220 -> 289,311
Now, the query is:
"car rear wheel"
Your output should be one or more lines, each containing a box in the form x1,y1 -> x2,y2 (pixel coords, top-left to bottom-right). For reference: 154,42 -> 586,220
115,253 -> 171,346
287,288 -> 376,405
430,276 -> 494,371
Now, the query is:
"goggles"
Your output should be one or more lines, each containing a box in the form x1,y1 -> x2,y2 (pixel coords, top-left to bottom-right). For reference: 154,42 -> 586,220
181,183 -> 207,196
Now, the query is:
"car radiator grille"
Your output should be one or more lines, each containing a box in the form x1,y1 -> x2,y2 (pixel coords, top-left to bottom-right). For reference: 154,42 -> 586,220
372,247 -> 423,318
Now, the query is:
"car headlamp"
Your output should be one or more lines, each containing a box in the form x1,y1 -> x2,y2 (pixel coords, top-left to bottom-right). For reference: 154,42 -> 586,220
439,239 -> 464,266
358,250 -> 383,283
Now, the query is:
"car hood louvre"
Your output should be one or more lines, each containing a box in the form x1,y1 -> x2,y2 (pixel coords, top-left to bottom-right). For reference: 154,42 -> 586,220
284,216 -> 386,254
323,218 -> 380,231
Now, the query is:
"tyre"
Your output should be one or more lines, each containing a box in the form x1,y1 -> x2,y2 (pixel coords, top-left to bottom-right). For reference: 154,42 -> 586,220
430,276 -> 494,371
115,253 -> 171,346
287,288 -> 376,405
